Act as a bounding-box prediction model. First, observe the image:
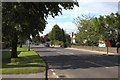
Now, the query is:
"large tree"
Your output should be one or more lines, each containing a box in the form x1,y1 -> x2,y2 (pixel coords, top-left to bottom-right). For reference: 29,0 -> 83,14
73,13 -> 120,46
2,2 -> 79,58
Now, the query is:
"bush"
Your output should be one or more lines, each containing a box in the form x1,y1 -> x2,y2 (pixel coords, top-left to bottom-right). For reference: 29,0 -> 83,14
116,42 -> 120,47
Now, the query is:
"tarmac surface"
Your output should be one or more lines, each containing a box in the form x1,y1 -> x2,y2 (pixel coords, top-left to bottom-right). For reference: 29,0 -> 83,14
31,45 -> 119,80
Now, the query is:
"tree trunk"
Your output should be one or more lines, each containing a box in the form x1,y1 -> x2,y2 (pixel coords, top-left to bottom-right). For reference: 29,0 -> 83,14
11,30 -> 18,58
20,42 -> 22,48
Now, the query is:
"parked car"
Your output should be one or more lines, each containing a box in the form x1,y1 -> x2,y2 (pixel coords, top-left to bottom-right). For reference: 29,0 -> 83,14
45,42 -> 50,47
35,43 -> 39,45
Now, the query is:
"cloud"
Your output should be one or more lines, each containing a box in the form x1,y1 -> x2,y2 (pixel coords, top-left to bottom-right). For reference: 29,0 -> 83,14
57,22 -> 77,34
62,1 -> 118,18
41,1 -> 119,36
40,22 -> 77,36
78,0 -> 120,2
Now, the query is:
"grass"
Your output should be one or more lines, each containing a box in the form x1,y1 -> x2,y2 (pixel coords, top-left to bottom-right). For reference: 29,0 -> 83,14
17,45 -> 28,50
2,45 -> 46,74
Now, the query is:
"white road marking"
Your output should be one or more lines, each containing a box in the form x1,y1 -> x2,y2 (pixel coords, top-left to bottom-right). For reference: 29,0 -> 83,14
53,72 -> 56,75
56,76 -> 59,78
57,52 -> 64,54
57,52 -> 62,53
57,52 -> 74,55
85,60 -> 109,68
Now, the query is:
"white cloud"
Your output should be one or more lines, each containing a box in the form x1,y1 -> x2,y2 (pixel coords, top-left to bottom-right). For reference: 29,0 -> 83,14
40,22 -> 77,36
62,1 -> 118,18
78,0 -> 120,2
41,1 -> 119,36
57,22 -> 77,34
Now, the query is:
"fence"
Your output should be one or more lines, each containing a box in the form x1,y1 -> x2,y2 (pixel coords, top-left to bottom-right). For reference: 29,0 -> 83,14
71,45 -> 120,53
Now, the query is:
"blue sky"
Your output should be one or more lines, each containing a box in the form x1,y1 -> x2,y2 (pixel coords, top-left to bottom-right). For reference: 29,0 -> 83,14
40,0 -> 120,36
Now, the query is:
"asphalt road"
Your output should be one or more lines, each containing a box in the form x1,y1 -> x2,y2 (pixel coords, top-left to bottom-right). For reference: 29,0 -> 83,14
31,45 -> 119,79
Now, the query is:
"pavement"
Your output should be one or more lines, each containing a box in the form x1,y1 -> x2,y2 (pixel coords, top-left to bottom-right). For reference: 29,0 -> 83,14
1,49 -> 10,52
31,45 -> 119,79
2,73 -> 45,78
66,47 -> 119,55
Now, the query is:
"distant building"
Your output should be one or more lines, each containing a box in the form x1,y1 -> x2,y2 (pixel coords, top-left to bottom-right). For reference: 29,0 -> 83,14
98,40 -> 106,47
40,34 -> 50,43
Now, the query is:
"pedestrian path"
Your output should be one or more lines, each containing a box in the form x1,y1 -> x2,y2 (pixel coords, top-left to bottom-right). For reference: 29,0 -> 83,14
66,47 -> 119,55
2,72 -> 45,78
1,48 -> 10,52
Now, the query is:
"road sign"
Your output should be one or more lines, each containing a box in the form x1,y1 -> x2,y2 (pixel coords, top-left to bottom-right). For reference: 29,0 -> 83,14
108,33 -> 110,38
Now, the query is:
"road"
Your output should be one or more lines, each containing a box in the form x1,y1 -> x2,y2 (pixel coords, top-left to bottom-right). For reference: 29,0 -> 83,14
31,45 -> 119,79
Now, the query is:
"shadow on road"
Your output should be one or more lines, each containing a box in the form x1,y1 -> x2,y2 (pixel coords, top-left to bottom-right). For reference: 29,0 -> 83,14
42,54 -> 119,70
32,46 -> 119,70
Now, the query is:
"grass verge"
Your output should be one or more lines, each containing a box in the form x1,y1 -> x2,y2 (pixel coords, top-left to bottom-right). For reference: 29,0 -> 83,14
2,45 -> 46,74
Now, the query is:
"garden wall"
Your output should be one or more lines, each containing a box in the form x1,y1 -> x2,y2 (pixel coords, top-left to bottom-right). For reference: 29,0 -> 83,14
71,45 -> 120,54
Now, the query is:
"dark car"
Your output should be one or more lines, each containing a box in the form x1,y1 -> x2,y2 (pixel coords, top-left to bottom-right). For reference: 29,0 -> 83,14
35,43 -> 39,45
45,42 -> 50,47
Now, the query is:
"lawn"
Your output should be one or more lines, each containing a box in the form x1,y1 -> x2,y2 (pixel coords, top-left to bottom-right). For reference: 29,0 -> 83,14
2,45 -> 46,74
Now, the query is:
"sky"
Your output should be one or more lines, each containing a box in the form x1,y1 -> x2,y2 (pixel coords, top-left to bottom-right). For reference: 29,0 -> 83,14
40,0 -> 120,36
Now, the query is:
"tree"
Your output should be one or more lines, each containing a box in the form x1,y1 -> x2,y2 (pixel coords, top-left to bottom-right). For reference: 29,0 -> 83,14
73,13 -> 120,46
2,2 -> 79,58
61,28 -> 66,43
48,24 -> 63,45
65,33 -> 71,47
73,14 -> 98,46
32,34 -> 40,43
48,25 -> 71,47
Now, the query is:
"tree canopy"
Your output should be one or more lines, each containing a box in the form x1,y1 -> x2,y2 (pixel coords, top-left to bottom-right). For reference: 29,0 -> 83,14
48,24 -> 62,41
2,2 -> 79,58
48,24 -> 71,47
73,13 -> 120,47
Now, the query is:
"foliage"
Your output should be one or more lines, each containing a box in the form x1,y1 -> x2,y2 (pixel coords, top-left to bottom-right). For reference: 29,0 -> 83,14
48,24 -> 62,41
65,33 -> 71,46
73,13 -> 120,47
32,34 -> 40,43
2,2 -> 79,58
48,24 -> 71,47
